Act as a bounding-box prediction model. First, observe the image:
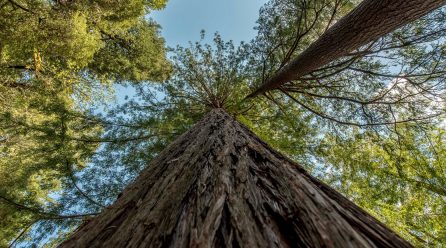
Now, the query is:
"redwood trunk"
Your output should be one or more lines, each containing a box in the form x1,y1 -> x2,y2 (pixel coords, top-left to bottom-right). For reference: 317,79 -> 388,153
59,109 -> 412,247
248,0 -> 446,97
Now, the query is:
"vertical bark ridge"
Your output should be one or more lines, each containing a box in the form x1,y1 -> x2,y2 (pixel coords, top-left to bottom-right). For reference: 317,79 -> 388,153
59,109 -> 412,248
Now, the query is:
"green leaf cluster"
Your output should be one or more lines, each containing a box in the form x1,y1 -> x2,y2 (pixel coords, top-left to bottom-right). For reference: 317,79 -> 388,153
318,125 -> 446,246
0,0 -> 170,246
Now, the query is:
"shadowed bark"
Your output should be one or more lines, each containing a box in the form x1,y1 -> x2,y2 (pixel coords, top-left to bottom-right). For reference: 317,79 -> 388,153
248,0 -> 446,97
58,109 -> 412,247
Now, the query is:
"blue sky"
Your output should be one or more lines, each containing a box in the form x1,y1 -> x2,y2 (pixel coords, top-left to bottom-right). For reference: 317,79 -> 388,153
151,0 -> 269,47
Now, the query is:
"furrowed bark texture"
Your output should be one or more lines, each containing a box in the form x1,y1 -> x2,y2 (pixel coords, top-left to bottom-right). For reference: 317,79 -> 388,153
248,0 -> 446,97
59,109 -> 412,248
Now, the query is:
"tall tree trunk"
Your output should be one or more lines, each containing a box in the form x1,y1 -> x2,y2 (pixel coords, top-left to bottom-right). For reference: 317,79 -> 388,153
248,0 -> 446,97
59,109 -> 412,247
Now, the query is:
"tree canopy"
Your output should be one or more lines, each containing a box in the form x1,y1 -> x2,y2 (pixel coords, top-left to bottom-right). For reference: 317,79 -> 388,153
1,0 -> 446,247
0,0 -> 170,246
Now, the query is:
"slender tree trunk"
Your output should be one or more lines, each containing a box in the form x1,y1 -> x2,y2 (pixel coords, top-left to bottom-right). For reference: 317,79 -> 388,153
248,0 -> 446,97
59,109 -> 412,247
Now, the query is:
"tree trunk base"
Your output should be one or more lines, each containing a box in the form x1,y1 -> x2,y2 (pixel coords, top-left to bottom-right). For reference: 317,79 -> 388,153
59,109 -> 412,248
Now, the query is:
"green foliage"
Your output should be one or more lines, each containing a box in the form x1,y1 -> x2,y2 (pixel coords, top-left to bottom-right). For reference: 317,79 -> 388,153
0,85 -> 102,246
168,33 -> 251,111
318,125 -> 446,246
89,19 -> 170,82
0,0 -> 171,88
0,0 -> 170,246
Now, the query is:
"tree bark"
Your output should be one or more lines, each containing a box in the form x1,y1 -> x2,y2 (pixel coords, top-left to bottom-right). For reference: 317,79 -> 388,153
58,109 -> 412,247
248,0 -> 446,97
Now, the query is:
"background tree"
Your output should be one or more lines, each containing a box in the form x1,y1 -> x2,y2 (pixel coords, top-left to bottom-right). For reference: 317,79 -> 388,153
0,0 -> 170,246
246,0 -> 446,245
249,0 -> 446,96
248,0 -> 446,127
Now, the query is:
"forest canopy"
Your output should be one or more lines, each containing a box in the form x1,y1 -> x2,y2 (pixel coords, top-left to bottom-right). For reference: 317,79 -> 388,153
1,0 -> 446,247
